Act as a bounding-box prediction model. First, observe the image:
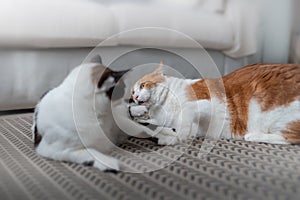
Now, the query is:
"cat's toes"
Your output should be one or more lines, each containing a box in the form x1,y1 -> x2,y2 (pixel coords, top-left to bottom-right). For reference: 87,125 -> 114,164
245,133 -> 290,144
155,127 -> 178,145
93,158 -> 120,171
157,135 -> 178,145
159,127 -> 177,136
244,133 -> 262,142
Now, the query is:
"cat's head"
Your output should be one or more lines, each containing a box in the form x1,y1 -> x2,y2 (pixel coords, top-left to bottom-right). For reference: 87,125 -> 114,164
91,64 -> 128,102
130,63 -> 165,106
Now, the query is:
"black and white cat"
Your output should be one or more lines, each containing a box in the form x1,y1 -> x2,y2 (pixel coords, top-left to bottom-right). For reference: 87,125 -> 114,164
32,56 -> 159,171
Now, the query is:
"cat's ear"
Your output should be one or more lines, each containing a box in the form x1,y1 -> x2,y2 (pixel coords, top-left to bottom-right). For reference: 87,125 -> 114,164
153,61 -> 164,75
90,55 -> 102,64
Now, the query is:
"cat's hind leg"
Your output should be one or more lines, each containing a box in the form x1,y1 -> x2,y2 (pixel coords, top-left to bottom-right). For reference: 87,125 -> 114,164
245,120 -> 300,144
244,133 -> 289,144
36,146 -> 119,171
80,148 -> 120,171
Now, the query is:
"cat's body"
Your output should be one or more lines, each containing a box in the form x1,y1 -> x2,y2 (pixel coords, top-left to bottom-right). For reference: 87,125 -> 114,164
130,63 -> 300,145
33,60 -> 157,171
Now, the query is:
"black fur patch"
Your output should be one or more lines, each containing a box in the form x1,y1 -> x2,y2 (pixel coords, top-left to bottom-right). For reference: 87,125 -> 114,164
128,98 -> 134,103
97,68 -> 113,89
172,128 -> 176,132
109,78 -> 126,101
33,90 -> 51,148
145,124 -> 159,131
103,169 -> 119,174
106,86 -> 115,99
97,68 -> 129,100
139,122 -> 150,126
33,125 -> 42,148
128,105 -> 133,119
82,160 -> 95,167
147,137 -> 159,143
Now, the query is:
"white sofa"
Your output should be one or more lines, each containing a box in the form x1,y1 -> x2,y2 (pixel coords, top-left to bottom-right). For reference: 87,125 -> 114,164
0,0 -> 293,111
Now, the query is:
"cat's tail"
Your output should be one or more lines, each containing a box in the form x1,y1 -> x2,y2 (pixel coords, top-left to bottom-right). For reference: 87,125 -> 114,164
32,90 -> 51,148
31,104 -> 42,148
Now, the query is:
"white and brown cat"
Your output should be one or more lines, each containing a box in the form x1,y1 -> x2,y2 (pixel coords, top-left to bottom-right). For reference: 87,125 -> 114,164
129,63 -> 300,145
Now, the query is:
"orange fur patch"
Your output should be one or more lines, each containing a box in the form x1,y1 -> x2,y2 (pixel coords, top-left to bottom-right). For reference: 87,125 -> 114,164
130,66 -> 165,100
131,67 -> 165,93
137,72 -> 165,88
187,79 -> 225,101
188,63 -> 300,137
187,79 -> 210,100
282,121 -> 300,144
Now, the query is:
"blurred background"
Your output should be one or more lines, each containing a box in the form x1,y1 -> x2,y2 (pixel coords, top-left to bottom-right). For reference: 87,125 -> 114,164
0,0 -> 298,111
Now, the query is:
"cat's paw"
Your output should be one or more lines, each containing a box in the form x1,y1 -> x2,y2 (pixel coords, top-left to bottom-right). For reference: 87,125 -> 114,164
244,133 -> 289,144
93,157 -> 120,171
244,133 -> 261,142
128,105 -> 149,120
157,134 -> 178,145
156,127 -> 178,145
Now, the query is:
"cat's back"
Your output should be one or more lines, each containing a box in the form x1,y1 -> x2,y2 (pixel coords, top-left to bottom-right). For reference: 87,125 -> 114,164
224,63 -> 300,86
221,64 -> 300,141
223,63 -> 300,111
35,66 -> 83,138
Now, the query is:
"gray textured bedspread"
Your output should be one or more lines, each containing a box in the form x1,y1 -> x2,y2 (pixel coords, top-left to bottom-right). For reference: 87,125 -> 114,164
0,114 -> 299,200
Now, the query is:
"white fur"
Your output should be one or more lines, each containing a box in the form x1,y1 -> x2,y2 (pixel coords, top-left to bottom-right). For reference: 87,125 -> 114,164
131,75 -> 300,145
245,99 -> 300,144
33,63 -> 161,171
131,77 -> 230,144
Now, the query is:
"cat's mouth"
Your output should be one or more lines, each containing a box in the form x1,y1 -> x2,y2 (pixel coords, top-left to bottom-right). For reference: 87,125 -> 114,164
138,100 -> 148,105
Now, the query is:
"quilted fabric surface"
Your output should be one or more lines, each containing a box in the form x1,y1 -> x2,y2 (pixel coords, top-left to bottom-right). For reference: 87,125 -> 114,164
0,114 -> 299,200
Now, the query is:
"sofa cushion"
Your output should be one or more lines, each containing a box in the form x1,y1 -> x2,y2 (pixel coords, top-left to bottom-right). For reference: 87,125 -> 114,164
0,0 -> 117,48
111,4 -> 233,50
0,0 -> 233,50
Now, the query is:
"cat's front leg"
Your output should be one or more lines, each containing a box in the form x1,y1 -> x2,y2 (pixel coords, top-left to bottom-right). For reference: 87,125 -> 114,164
37,145 -> 120,172
172,103 -> 197,143
136,103 -> 196,145
122,114 -> 178,145
128,105 -> 164,126
155,125 -> 190,145
154,127 -> 179,145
